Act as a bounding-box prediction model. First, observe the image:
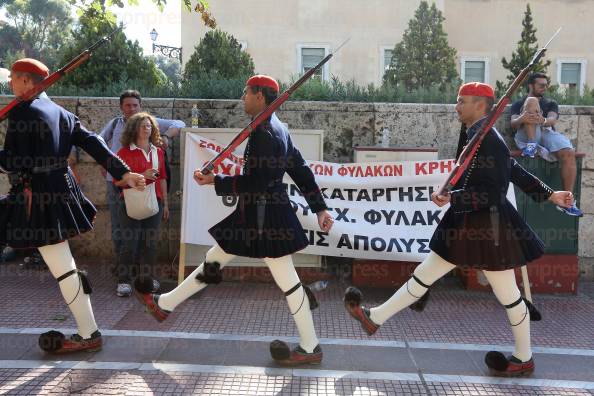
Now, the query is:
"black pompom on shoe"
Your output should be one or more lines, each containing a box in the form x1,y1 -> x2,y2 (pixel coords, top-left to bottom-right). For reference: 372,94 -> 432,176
485,351 -> 535,377
270,340 -> 291,360
38,330 -> 65,352
134,276 -> 156,294
270,340 -> 323,366
485,351 -> 509,372
344,286 -> 362,306
343,286 -> 379,336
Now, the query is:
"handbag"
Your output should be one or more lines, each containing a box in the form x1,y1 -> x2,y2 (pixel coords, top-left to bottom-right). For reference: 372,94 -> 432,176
123,146 -> 160,220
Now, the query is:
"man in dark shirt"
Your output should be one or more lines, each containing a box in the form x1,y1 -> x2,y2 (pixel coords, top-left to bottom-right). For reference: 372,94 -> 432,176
510,72 -> 582,216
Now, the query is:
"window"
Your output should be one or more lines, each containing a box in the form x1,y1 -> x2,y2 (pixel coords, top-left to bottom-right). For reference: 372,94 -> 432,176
460,57 -> 489,83
384,49 -> 394,71
297,44 -> 329,80
302,48 -> 325,76
557,59 -> 587,95
464,61 -> 485,82
379,46 -> 395,83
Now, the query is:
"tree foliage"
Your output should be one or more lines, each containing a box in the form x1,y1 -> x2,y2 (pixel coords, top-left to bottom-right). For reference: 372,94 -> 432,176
57,16 -> 165,89
383,1 -> 458,90
149,55 -> 182,87
183,29 -> 255,81
0,0 -> 73,69
496,4 -> 550,95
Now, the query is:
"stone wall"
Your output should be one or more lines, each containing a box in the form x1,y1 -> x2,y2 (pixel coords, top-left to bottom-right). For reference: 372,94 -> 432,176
1,97 -> 592,276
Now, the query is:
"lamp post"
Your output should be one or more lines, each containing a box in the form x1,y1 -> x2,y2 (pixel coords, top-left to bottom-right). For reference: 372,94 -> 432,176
150,28 -> 182,63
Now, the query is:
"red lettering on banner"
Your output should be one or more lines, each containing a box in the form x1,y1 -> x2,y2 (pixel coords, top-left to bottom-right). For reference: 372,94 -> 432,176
440,160 -> 453,173
218,162 -> 233,175
416,162 -> 427,175
428,161 -> 439,174
373,165 -> 383,177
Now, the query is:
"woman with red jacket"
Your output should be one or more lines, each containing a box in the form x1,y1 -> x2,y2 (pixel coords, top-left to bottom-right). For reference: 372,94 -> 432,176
114,112 -> 169,297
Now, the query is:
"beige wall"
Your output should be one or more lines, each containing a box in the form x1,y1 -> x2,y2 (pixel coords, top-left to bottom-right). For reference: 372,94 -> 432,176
181,0 -> 594,89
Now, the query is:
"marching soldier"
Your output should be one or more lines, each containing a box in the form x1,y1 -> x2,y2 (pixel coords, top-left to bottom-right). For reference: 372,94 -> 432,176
344,82 -> 574,377
1,58 -> 145,353
136,74 -> 334,366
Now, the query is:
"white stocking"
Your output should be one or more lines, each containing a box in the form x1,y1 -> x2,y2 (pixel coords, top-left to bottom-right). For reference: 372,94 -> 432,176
483,269 -> 532,362
370,251 -> 456,325
158,244 -> 235,311
265,255 -> 319,354
38,241 -> 97,339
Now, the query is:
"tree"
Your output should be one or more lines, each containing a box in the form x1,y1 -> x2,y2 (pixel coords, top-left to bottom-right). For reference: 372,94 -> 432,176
0,24 -> 27,68
58,15 -> 165,89
383,1 -> 458,90
183,29 -> 255,81
149,55 -> 182,87
0,0 -> 73,69
496,4 -> 550,94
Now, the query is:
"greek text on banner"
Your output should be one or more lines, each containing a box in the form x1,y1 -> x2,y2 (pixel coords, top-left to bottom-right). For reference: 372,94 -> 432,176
181,134 -> 516,261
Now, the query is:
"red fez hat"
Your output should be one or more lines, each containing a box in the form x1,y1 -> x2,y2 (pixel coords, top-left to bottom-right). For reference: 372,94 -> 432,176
246,75 -> 280,93
458,82 -> 494,99
11,58 -> 49,78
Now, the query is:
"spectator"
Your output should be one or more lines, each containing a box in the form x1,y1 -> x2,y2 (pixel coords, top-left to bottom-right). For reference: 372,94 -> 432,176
510,72 -> 583,217
515,96 -> 542,158
114,113 -> 169,297
98,90 -> 185,261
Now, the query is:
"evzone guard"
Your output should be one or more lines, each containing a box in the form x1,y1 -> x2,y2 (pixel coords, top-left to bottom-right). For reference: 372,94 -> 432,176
136,75 -> 335,366
344,82 -> 575,377
0,58 -> 146,353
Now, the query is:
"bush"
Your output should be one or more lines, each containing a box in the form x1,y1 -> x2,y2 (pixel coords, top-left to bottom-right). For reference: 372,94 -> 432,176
287,76 -> 460,104
3,76 -> 594,107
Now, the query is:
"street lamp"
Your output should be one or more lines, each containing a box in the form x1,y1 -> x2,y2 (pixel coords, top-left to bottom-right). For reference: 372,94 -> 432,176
150,28 -> 182,63
149,28 -> 158,42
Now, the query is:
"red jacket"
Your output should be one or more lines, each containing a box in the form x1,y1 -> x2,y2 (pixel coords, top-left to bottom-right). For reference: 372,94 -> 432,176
116,144 -> 167,200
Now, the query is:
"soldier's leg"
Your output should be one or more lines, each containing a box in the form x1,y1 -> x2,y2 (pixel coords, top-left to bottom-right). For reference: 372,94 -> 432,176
157,243 -> 235,311
38,241 -> 97,339
482,269 -> 531,362
369,251 -> 456,325
265,255 -> 318,353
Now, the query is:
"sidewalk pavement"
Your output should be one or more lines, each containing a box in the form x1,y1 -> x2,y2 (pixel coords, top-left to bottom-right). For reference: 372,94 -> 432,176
1,259 -> 593,395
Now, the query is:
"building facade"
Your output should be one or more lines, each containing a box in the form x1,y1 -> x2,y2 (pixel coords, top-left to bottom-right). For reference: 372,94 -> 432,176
180,0 -> 593,93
